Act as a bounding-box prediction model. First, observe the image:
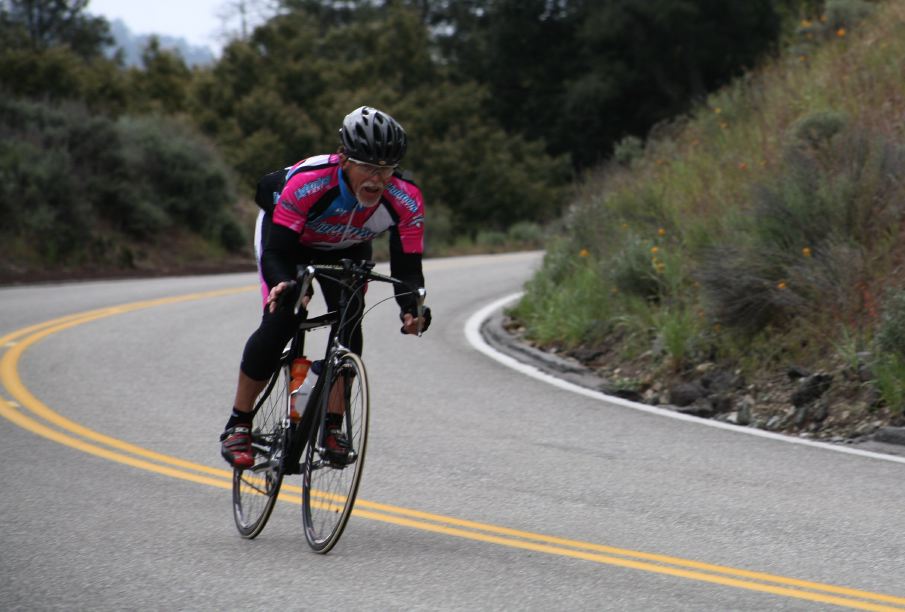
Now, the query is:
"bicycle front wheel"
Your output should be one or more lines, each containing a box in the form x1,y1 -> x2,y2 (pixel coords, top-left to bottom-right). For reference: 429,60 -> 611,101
232,362 -> 289,538
302,352 -> 370,553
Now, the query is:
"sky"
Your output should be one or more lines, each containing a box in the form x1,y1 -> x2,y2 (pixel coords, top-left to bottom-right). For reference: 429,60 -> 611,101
86,0 -> 235,53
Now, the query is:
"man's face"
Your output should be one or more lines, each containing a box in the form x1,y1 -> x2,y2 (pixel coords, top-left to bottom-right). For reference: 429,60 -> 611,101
342,157 -> 396,207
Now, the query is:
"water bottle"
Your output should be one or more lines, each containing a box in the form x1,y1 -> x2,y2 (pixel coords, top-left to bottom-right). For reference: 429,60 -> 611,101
290,358 -> 311,390
289,358 -> 311,423
290,358 -> 318,422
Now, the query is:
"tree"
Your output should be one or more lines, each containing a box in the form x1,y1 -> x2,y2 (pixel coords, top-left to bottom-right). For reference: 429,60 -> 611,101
420,0 -> 782,167
0,0 -> 111,57
0,0 -> 126,110
190,1 -> 571,237
215,0 -> 282,45
129,37 -> 192,114
562,0 -> 780,164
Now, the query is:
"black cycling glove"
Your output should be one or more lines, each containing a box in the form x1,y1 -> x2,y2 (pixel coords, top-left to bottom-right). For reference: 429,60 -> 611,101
273,279 -> 315,314
400,306 -> 431,334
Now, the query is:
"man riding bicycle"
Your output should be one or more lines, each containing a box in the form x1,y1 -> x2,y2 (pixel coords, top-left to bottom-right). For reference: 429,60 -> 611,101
221,106 -> 431,469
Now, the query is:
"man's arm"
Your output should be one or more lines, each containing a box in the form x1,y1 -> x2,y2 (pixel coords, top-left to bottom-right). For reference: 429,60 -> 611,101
261,221 -> 299,289
388,226 -> 430,334
388,225 -> 424,314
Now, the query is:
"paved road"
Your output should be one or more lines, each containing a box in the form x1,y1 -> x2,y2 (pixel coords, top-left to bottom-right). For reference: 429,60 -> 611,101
2,252 -> 904,611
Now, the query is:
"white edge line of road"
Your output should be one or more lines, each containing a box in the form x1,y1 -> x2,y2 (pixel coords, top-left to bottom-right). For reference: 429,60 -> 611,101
465,292 -> 905,466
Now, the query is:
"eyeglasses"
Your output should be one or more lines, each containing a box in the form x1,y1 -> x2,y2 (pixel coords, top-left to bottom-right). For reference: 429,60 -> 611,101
347,157 -> 397,179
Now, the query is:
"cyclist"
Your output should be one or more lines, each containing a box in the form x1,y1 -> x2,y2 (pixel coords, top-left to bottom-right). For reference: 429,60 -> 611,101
221,106 -> 431,469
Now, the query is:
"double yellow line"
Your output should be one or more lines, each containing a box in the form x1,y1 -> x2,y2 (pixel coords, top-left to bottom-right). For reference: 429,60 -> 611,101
2,288 -> 905,611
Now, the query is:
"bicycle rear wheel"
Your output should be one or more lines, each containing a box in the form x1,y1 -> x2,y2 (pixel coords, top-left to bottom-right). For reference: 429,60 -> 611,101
302,352 -> 370,553
232,362 -> 289,538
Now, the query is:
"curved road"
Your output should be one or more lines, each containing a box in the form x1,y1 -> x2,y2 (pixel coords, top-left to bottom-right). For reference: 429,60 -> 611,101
1,252 -> 904,611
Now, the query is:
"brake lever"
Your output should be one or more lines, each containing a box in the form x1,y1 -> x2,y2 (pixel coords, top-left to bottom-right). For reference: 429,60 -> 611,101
294,265 -> 315,316
416,287 -> 427,337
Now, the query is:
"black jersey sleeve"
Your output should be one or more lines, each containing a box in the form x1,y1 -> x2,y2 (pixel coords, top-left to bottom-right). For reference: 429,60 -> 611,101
389,225 -> 425,314
261,221 -> 299,289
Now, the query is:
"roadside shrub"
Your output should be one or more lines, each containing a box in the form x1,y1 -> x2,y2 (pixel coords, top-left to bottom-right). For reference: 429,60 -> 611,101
475,229 -> 507,249
506,221 -> 544,248
219,218 -> 247,252
119,196 -> 171,237
0,118 -> 93,262
699,118 -> 905,334
698,246 -> 804,333
787,111 -> 848,154
424,203 -> 454,252
513,242 -> 613,347
613,135 -> 644,167
611,234 -> 662,301
0,96 -> 245,270
824,0 -> 875,31
871,353 -> 905,415
653,307 -> 701,371
793,0 -> 875,46
876,289 -> 905,360
117,114 -> 241,246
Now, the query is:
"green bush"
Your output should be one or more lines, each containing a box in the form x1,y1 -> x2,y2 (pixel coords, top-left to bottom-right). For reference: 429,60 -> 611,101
652,307 -> 702,371
0,96 -> 245,269
0,101 -> 94,262
513,242 -> 613,347
475,229 -> 507,249
825,0 -> 875,30
699,119 -> 905,334
876,290 -> 905,360
116,114 -> 241,246
423,203 -> 454,253
871,352 -> 905,415
787,110 -> 848,153
506,221 -> 545,248
219,218 -> 247,252
611,234 -> 662,301
613,135 -> 644,167
698,247 -> 804,333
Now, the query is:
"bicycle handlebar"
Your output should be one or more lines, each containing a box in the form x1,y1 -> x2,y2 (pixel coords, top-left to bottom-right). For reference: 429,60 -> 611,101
292,260 -> 428,336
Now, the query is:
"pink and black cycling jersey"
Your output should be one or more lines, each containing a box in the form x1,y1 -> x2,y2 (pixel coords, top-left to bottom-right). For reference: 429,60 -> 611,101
272,153 -> 424,254
242,153 -> 427,380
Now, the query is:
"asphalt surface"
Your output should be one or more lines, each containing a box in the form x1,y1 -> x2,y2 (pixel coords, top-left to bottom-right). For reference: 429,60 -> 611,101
1,252 -> 904,611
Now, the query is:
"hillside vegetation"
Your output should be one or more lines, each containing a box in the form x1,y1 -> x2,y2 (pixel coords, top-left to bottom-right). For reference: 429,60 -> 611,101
1,97 -> 246,278
1,0 -> 809,281
512,0 -> 905,438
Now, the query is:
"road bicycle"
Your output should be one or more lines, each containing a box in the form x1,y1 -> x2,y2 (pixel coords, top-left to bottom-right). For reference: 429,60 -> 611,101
230,259 -> 426,553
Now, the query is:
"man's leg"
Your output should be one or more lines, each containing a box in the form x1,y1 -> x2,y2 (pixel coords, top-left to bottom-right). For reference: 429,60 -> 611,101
222,211 -> 298,468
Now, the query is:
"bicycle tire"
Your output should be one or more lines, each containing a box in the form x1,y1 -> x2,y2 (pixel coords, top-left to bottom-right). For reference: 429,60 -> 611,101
232,362 -> 289,538
302,352 -> 370,553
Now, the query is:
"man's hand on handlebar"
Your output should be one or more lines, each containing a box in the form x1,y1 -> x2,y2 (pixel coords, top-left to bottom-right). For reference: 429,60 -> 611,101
267,280 -> 311,314
400,306 -> 432,335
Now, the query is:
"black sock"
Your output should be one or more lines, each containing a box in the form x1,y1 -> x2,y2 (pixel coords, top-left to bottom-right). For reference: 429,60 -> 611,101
225,408 -> 253,431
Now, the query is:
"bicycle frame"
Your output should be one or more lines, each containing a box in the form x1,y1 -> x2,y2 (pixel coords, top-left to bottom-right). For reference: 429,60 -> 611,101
279,259 -> 425,474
